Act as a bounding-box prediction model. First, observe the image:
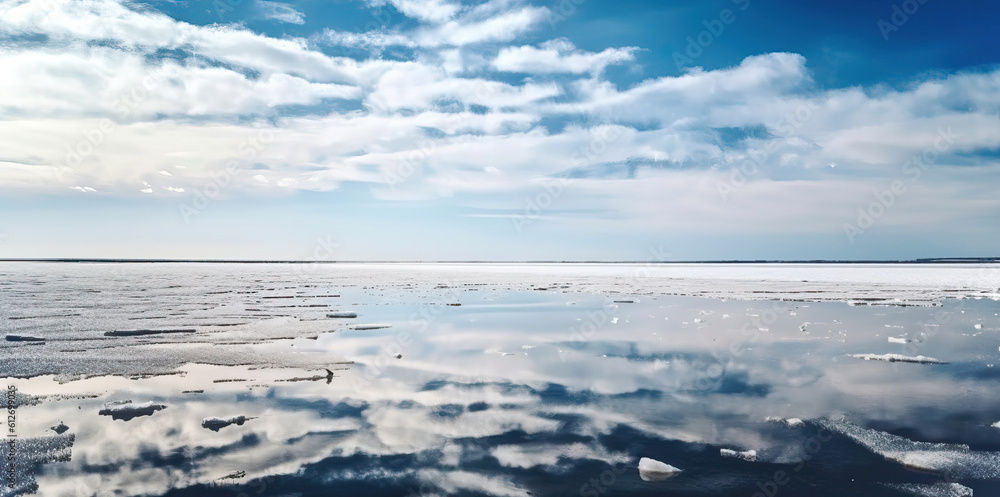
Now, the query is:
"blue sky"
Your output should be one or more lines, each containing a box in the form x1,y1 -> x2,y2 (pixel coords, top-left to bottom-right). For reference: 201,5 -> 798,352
0,0 -> 999,260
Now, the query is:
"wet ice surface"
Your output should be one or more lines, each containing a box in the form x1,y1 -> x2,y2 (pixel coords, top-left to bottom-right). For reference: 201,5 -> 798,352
1,263 -> 1000,496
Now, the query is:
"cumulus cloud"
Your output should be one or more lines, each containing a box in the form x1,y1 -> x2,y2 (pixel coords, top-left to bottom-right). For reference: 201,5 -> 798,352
322,0 -> 549,48
494,39 -> 637,74
1,0 -> 999,244
369,0 -> 460,23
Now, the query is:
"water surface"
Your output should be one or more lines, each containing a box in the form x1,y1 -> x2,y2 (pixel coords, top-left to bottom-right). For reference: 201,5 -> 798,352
1,263 -> 999,496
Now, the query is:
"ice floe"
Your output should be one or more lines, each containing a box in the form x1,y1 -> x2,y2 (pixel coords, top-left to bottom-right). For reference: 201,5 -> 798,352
202,415 -> 253,431
218,470 -> 246,480
881,482 -> 973,497
4,434 -> 75,495
820,418 -> 1000,479
326,312 -> 358,318
98,401 -> 167,421
637,457 -> 682,481
350,324 -> 393,330
888,337 -> 911,344
848,353 -> 947,364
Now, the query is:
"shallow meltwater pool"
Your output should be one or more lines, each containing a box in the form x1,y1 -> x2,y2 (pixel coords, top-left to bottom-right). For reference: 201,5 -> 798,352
1,263 -> 999,496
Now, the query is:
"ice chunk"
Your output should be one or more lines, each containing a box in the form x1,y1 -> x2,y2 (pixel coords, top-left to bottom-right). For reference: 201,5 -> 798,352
992,421 -> 1000,429
4,434 -> 75,495
848,353 -> 947,364
720,448 -> 757,461
326,312 -> 358,318
820,418 -> 1000,479
218,470 -> 246,480
974,323 -> 983,330
202,415 -> 253,432
349,324 -> 392,330
887,337 -> 910,344
98,401 -> 167,421
637,457 -> 682,481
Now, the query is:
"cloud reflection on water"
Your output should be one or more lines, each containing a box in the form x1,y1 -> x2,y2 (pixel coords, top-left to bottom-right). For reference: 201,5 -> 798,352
4,274 -> 1000,496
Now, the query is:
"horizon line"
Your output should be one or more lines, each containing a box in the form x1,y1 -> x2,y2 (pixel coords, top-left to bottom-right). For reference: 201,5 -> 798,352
0,258 -> 998,264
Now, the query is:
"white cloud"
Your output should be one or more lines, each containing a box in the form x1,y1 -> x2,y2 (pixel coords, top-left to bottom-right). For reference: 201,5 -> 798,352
431,4 -> 547,46
321,1 -> 549,48
1,0 -> 999,247
491,442 -> 629,468
495,39 -> 637,74
0,0 -> 380,85
257,0 -> 305,24
369,0 -> 460,23
365,62 -> 560,112
416,469 -> 529,497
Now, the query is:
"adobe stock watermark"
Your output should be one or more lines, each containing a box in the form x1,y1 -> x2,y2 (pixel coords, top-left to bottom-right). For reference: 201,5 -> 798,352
290,235 -> 340,277
877,0 -> 930,41
684,300 -> 793,393
888,264 -> 1000,372
55,74 -> 162,181
887,299 -> 965,373
715,101 -> 816,201
752,425 -> 833,497
19,0 -> 68,30
842,126 -> 955,243
382,83 -> 498,190
566,245 -> 671,350
348,282 -> 464,394
381,137 -> 435,190
672,0 -> 750,71
511,125 -> 625,233
209,0 -> 245,21
579,461 -> 629,497
178,127 -> 275,223
547,0 -> 585,27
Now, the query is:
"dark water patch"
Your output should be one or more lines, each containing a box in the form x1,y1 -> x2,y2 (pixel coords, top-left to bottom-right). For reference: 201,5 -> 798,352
8,313 -> 81,320
104,329 -> 197,337
431,404 -> 464,418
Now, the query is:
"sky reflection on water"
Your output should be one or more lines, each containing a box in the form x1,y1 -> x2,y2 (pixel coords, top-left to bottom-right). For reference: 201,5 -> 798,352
2,266 -> 1000,496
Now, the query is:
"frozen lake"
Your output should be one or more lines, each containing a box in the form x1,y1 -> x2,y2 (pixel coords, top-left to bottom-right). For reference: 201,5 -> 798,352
1,263 -> 999,496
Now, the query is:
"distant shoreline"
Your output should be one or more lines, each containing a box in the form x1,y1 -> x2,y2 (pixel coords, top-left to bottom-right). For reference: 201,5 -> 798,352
0,258 -> 997,264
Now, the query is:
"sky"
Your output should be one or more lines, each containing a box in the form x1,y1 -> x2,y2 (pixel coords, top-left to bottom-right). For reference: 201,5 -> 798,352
0,0 -> 999,261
